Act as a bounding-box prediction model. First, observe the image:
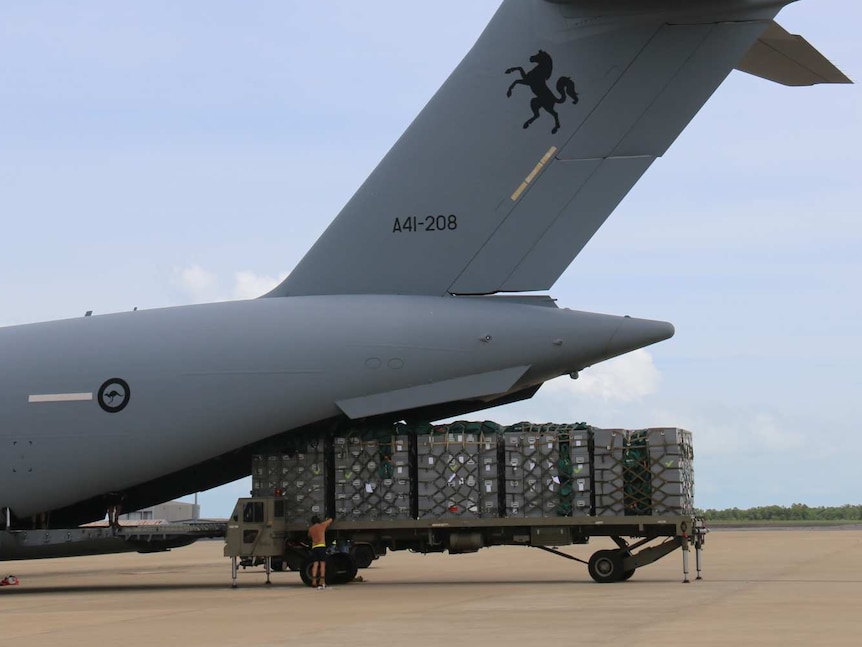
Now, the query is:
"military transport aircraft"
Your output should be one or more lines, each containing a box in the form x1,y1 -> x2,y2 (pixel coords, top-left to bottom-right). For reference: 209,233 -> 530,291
0,0 -> 850,559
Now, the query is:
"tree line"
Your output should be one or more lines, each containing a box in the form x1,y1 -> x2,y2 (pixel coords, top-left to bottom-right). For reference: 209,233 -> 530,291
696,504 -> 862,521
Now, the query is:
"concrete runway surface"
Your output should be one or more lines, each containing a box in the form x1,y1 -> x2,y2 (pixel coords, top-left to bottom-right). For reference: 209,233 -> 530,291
2,529 -> 861,647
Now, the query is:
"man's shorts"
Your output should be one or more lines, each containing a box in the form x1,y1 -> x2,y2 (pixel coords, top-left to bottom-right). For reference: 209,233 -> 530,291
311,546 -> 327,562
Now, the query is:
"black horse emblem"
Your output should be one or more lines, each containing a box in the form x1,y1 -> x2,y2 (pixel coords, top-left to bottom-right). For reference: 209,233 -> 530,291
506,50 -> 579,134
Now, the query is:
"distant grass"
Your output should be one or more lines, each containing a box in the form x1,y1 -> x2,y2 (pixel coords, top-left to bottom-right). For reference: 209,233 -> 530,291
704,519 -> 862,528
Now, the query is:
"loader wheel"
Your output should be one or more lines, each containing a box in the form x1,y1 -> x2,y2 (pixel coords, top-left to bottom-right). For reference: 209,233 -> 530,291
300,561 -> 315,587
328,552 -> 359,584
588,549 -> 624,583
619,549 -> 635,580
300,553 -> 359,587
283,547 -> 308,572
351,544 -> 375,569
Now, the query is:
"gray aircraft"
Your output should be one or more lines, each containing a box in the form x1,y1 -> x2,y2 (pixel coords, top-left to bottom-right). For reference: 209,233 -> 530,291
0,0 -> 850,557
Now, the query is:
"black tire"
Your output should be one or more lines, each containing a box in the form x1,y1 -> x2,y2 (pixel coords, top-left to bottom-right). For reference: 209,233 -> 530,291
619,549 -> 635,580
351,544 -> 375,569
300,560 -> 315,587
283,547 -> 308,572
300,553 -> 359,587
270,558 -> 287,572
588,549 -> 624,583
327,552 -> 359,584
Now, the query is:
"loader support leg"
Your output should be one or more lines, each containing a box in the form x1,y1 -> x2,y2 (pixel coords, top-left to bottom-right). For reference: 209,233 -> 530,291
682,537 -> 690,584
265,556 -> 272,585
231,556 -> 238,589
695,540 -> 703,580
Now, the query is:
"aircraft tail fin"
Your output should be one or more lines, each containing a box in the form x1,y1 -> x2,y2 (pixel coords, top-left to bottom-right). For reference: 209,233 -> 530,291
735,21 -> 852,86
267,0 -> 845,299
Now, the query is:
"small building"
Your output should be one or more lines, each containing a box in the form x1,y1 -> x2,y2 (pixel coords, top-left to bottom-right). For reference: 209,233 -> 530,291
120,500 -> 200,522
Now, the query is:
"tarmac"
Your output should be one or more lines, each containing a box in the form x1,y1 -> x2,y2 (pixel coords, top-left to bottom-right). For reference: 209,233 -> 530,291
2,528 -> 861,647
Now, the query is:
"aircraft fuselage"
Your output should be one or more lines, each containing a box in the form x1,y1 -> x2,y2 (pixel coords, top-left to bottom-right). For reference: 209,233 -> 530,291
0,295 -> 672,522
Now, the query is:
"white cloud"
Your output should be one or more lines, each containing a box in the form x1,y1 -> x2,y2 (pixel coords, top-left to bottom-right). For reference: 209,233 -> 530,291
171,265 -> 287,303
544,349 -> 661,403
650,404 -> 807,458
471,350 -> 664,428
172,264 -> 219,303
232,270 -> 285,300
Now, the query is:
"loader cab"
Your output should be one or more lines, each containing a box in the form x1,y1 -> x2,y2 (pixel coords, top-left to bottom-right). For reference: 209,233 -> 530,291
224,497 -> 287,560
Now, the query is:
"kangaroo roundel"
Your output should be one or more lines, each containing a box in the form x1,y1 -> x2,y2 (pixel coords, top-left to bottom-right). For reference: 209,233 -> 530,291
506,50 -> 579,134
98,378 -> 131,413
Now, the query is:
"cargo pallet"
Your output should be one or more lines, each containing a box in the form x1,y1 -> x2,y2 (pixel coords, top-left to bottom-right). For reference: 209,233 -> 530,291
225,496 -> 707,588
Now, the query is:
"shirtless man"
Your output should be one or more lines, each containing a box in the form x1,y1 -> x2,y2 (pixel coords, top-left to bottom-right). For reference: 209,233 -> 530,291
308,515 -> 333,589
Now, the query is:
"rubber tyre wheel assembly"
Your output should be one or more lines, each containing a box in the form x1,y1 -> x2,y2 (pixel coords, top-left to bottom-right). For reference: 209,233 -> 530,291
351,544 -> 375,569
300,553 -> 359,587
588,549 -> 624,583
283,548 -> 308,572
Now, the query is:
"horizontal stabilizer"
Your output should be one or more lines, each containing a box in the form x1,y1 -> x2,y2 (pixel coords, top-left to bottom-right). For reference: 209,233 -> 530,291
736,21 -> 852,86
336,365 -> 530,419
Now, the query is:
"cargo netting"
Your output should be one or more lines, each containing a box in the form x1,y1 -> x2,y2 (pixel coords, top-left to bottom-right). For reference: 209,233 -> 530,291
334,432 -> 412,521
416,421 -> 500,519
251,423 -> 694,522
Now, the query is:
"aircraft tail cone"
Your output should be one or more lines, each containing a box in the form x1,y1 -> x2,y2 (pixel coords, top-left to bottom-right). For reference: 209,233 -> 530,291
601,315 -> 675,362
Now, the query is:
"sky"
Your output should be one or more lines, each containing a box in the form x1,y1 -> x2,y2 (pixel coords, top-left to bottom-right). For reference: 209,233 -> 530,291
1,1 -> 860,517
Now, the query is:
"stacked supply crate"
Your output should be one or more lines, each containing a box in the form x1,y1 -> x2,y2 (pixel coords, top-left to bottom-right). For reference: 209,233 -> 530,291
593,428 -> 628,516
252,439 -> 326,523
568,425 -> 592,513
251,422 -> 694,523
636,428 -> 695,516
251,453 -> 299,498
280,440 -> 327,523
333,432 -> 412,521
251,453 -> 275,497
623,430 -> 652,515
417,422 -> 500,519
503,423 -> 589,518
593,427 -> 694,516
